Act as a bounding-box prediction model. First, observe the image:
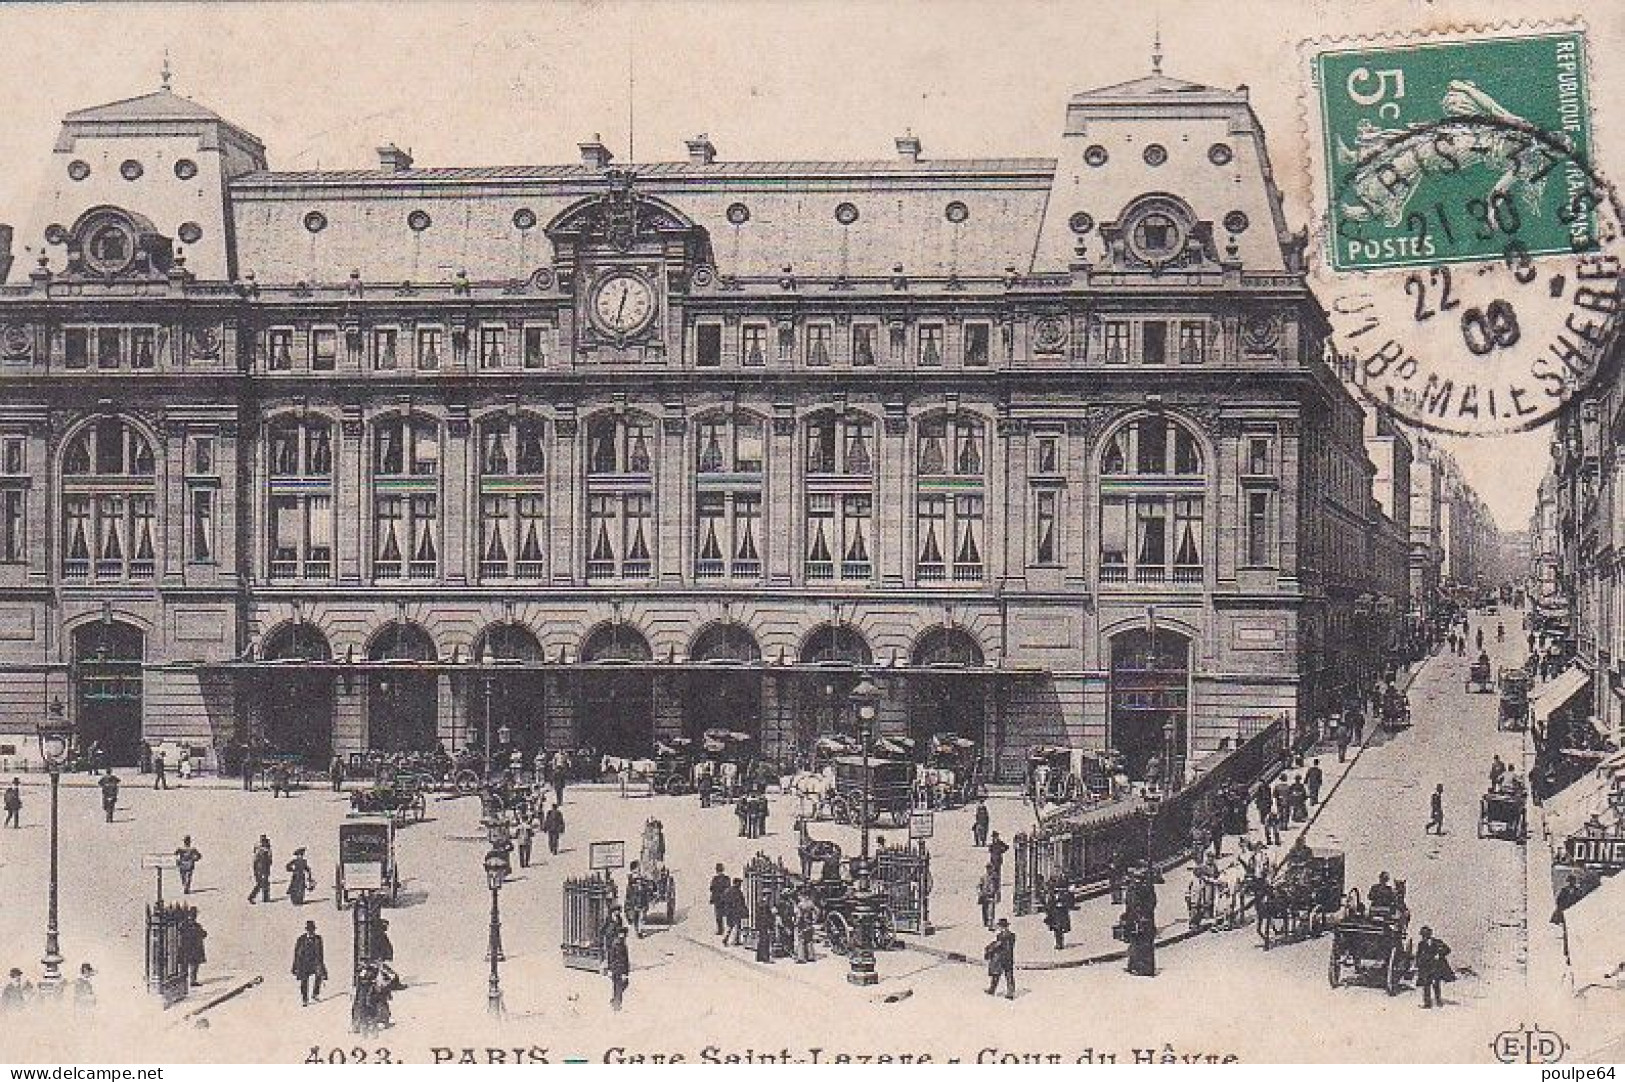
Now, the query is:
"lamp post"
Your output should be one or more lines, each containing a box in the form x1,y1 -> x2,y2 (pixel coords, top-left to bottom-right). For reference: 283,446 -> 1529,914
845,677 -> 882,987
483,847 -> 509,1018
481,646 -> 495,778
37,700 -> 71,995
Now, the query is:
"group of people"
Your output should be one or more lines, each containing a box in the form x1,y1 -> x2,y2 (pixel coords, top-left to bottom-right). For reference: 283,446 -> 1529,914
0,963 -> 97,1012
1252,763 -> 1323,845
733,788 -> 771,838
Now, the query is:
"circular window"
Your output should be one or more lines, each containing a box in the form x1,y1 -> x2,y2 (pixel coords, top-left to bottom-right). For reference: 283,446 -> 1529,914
1084,145 -> 1109,168
303,210 -> 328,234
512,207 -> 537,231
1129,211 -> 1184,264
43,224 -> 67,245
120,159 -> 145,181
726,202 -> 750,225
1208,143 -> 1234,167
67,160 -> 91,182
1142,144 -> 1168,167
84,221 -> 137,275
530,266 -> 555,291
945,201 -> 969,224
407,209 -> 432,232
177,221 -> 203,245
1223,210 -> 1251,235
834,202 -> 859,225
1068,211 -> 1095,235
174,158 -> 199,180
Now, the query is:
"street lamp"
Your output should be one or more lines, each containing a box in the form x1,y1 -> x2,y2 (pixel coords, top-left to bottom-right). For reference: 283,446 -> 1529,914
483,847 -> 509,1017
845,677 -> 882,987
480,645 -> 495,778
36,700 -> 71,995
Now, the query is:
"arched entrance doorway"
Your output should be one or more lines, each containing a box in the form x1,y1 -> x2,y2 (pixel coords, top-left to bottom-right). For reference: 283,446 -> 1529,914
72,621 -> 144,766
261,623 -> 334,765
908,627 -> 986,746
367,622 -> 439,752
796,625 -> 873,758
1108,627 -> 1191,784
684,624 -> 762,741
578,624 -> 653,756
470,623 -> 546,758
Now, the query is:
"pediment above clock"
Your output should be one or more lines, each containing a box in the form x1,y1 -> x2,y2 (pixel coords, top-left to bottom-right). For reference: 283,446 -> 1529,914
546,170 -> 713,269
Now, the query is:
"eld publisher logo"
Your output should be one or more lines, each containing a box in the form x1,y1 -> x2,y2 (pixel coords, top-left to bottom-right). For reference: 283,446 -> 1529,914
1492,1024 -> 1567,1064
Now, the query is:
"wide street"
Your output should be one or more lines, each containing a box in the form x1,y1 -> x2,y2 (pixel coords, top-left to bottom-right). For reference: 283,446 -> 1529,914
0,611 -> 1551,1064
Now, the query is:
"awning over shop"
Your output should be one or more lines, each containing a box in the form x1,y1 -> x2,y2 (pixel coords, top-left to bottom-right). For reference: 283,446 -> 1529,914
1532,665 -> 1592,725
1565,868 -> 1625,989
1544,768 -> 1618,840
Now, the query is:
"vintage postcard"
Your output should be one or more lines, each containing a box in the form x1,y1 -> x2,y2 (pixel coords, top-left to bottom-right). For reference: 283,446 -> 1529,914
0,0 -> 1619,1066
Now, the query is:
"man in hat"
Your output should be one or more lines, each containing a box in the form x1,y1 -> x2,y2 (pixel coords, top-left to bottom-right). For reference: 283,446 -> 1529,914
709,863 -> 730,935
605,925 -> 631,1011
972,801 -> 991,847
986,831 -> 1009,893
97,770 -> 120,823
983,918 -> 1016,999
723,878 -> 748,946
1425,783 -> 1445,835
4,778 -> 20,828
286,847 -> 314,905
73,963 -> 96,1011
249,835 -> 274,904
542,802 -> 565,856
373,917 -> 394,964
1415,926 -> 1452,1008
292,920 -> 327,1005
179,908 -> 207,987
1,968 -> 32,1011
175,836 -> 202,894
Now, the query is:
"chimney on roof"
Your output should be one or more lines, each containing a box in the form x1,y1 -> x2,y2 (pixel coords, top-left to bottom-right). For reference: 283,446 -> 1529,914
579,134 -> 614,169
377,144 -> 414,172
895,130 -> 923,163
685,133 -> 717,166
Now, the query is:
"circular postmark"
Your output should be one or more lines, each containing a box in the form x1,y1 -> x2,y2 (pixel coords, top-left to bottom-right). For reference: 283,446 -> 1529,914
1318,114 -> 1624,436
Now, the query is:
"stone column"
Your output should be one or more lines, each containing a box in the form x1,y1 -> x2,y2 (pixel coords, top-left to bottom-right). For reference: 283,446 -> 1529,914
339,409 -> 365,584
442,410 -> 470,585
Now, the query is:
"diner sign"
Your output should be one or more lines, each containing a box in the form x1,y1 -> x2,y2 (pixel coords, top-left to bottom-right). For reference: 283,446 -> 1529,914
1564,834 -> 1625,868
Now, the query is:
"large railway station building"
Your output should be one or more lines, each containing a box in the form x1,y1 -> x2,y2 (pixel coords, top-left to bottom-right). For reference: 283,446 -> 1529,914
0,66 -> 1399,781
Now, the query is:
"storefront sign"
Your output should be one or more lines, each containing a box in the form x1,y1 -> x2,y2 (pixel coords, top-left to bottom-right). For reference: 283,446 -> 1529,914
1563,834 -> 1625,868
908,811 -> 934,840
589,840 -> 626,871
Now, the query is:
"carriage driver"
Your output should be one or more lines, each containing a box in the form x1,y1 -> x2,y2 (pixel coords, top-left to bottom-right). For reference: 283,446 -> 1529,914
1367,871 -> 1398,912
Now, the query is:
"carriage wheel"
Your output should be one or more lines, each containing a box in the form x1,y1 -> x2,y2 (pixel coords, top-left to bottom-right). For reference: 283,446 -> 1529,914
1476,815 -> 1487,839
455,769 -> 480,795
1327,950 -> 1341,988
1384,946 -> 1403,995
661,776 -> 689,797
825,912 -> 852,955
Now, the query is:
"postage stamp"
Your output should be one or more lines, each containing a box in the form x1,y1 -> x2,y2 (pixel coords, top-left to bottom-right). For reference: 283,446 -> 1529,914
1305,25 -> 1625,436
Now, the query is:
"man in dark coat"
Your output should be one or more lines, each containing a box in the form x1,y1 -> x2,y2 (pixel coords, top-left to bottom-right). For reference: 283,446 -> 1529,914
1415,925 -> 1452,1008
175,836 -> 202,894
249,835 -> 274,904
1552,874 -> 1586,962
152,750 -> 169,790
178,908 -> 207,987
972,802 -> 990,847
1124,868 -> 1158,977
4,779 -> 20,828
542,804 -> 565,856
983,918 -> 1016,998
1305,760 -> 1324,805
986,832 -> 1009,892
605,927 -> 631,1011
292,920 -> 327,1005
708,863 -> 730,935
1042,882 -> 1074,950
329,756 -> 345,792
723,878 -> 749,946
97,771 -> 120,823
1252,783 -> 1271,832
1425,783 -> 1445,834
755,892 -> 776,963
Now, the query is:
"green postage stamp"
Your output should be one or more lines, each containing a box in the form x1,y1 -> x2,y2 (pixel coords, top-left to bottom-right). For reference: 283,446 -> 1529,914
1316,30 -> 1593,272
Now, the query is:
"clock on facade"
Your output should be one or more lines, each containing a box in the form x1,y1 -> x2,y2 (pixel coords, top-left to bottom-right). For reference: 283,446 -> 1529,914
589,272 -> 656,339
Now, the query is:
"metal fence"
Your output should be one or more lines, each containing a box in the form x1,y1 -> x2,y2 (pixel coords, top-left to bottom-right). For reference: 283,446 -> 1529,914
743,852 -> 794,950
875,845 -> 932,934
145,901 -> 190,1004
561,874 -> 616,971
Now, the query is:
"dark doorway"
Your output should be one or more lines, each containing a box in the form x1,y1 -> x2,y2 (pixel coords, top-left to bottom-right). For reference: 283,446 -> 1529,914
795,624 -> 873,759
73,621 -> 144,766
470,623 -> 546,757
578,624 -> 653,756
261,623 -> 334,766
367,622 -> 439,752
684,624 -> 762,741
908,627 -> 986,745
1109,627 -> 1191,783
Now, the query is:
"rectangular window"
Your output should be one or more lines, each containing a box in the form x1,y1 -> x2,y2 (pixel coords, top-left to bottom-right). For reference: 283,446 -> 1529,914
852,324 -> 877,367
889,324 -> 906,362
805,493 -> 835,580
777,325 -> 795,363
373,495 -> 404,579
311,328 -> 338,371
479,326 -> 505,370
696,493 -> 726,578
522,326 -> 547,369
190,489 -> 215,563
1,490 -> 24,562
1142,320 -> 1168,365
268,329 -> 293,371
1134,500 -> 1167,581
696,324 -> 722,368
1100,496 -> 1129,581
1246,435 -> 1274,476
621,494 -> 652,578
954,495 -> 984,580
2,437 -> 24,475
64,328 -> 89,369
416,327 -> 442,371
741,325 -> 767,367
407,494 -> 438,580
587,494 -> 618,580
807,324 -> 832,367
917,494 -> 947,580
1035,433 -> 1060,475
374,328 -> 399,370
1035,489 -> 1058,565
190,436 -> 214,476
735,420 -> 764,474
841,494 -> 872,579
964,323 -> 991,367
919,324 -> 944,366
130,327 -> 157,369
480,495 -> 511,580
97,328 -> 123,369
732,494 -> 761,578
1103,321 -> 1129,364
1178,321 -> 1207,365
1246,489 -> 1272,566
1172,497 -> 1203,582
308,495 -> 334,579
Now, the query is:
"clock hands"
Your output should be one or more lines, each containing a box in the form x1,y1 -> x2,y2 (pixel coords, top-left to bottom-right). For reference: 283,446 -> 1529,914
615,287 -> 628,323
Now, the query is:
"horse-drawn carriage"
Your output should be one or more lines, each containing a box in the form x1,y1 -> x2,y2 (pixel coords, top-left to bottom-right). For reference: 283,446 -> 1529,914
1328,890 -> 1413,994
915,734 -> 986,809
1478,785 -> 1527,841
1256,846 -> 1345,948
349,771 -> 429,823
335,817 -> 401,908
650,739 -> 697,796
1498,668 -> 1532,731
1466,655 -> 1494,693
790,822 -> 900,954
1028,746 -> 1084,805
823,756 -> 915,827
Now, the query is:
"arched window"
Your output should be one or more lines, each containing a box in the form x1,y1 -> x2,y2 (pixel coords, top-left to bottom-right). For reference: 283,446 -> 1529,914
478,414 -> 547,581
804,412 -> 874,581
373,414 -> 440,581
1099,416 -> 1205,585
267,418 -> 334,580
694,413 -> 764,580
60,417 -> 156,582
585,413 -> 655,580
916,414 -> 986,582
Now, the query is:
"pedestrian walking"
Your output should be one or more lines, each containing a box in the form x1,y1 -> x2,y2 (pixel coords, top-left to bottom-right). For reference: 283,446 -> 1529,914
625,862 -> 649,938
1288,776 -> 1308,822
1043,881 -> 1074,949
794,890 -> 817,963
708,863 -> 730,935
1348,707 -> 1364,744
373,918 -> 395,964
249,835 -> 274,903
735,797 -> 749,838
1551,873 -> 1586,963
755,893 -> 775,963
178,908 -> 207,987
1336,721 -> 1352,763
1415,926 -> 1452,1008
1252,783 -> 1271,832
723,878 -> 748,945
972,801 -> 990,847
4,779 -> 20,828
97,771 -> 120,823
987,831 -> 1009,892
292,920 -> 327,1005
1124,869 -> 1159,977
1425,784 -> 1445,835
286,847 -> 314,905
977,869 -> 998,929
605,926 -> 631,1011
983,918 -> 1016,999
515,817 -> 535,868
1305,760 -> 1324,805
175,836 -> 202,894
152,751 -> 169,790
329,756 -> 345,792
73,963 -> 96,1011
542,803 -> 565,855
552,766 -> 566,808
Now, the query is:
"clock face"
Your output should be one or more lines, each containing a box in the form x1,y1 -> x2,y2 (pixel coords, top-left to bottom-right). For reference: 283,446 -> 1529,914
590,273 -> 656,337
